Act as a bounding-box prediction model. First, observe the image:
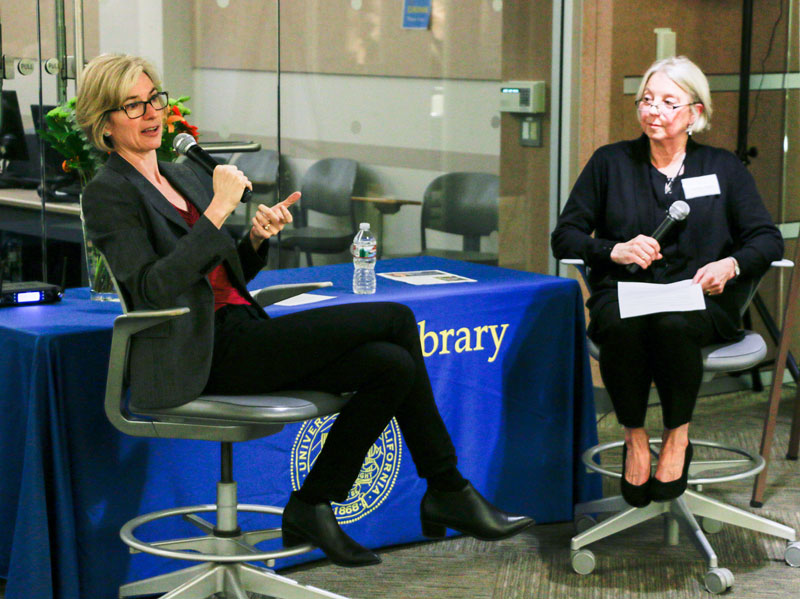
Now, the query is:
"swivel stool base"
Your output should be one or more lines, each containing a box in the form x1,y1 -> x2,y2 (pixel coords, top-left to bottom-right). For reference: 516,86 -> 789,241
120,488 -> 350,599
571,440 -> 800,594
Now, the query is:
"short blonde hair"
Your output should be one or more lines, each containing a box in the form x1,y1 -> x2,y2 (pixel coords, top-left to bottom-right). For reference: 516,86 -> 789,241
636,55 -> 713,133
75,54 -> 162,152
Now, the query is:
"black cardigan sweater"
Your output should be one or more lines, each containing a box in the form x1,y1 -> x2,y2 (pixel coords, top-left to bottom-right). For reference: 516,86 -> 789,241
551,135 -> 783,339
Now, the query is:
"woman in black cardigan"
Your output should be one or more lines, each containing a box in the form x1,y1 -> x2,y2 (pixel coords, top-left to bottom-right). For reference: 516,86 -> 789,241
551,56 -> 782,506
77,54 -> 532,568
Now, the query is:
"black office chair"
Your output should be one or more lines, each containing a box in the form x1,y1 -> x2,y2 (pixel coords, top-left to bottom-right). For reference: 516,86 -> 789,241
101,262 -> 354,599
230,149 -> 280,205
561,259 -> 800,593
277,158 -> 358,267
419,172 -> 499,266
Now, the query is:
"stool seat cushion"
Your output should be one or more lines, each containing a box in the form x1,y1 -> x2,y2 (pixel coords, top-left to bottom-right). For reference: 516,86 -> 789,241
702,331 -> 767,372
136,390 -> 350,425
588,331 -> 766,373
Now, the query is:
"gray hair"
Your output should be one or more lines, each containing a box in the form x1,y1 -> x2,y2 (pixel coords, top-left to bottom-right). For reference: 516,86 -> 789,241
636,56 -> 712,133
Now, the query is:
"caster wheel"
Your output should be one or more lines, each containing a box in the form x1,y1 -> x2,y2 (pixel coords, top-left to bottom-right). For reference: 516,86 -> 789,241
574,515 -> 597,534
704,567 -> 734,594
701,517 -> 724,534
571,548 -> 596,575
785,541 -> 800,567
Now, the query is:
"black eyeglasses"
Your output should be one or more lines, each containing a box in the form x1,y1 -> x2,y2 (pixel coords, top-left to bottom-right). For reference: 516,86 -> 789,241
108,91 -> 169,119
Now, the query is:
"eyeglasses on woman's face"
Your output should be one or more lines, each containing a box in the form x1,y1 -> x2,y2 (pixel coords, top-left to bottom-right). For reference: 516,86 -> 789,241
108,91 -> 169,119
635,97 -> 697,116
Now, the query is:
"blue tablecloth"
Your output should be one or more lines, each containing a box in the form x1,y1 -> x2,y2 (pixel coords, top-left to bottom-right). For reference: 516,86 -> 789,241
0,257 -> 599,599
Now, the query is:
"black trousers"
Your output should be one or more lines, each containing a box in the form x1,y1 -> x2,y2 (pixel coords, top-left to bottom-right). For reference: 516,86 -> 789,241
589,302 -> 719,429
205,302 -> 457,502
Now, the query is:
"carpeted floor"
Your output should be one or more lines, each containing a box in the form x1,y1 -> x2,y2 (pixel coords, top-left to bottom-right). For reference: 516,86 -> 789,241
278,385 -> 800,599
1,386 -> 797,598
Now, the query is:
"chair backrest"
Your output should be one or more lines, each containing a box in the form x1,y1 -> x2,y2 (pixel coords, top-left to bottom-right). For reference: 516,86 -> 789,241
98,249 -> 350,440
298,158 -> 358,225
103,260 -> 132,314
230,150 -> 280,194
421,172 -> 499,252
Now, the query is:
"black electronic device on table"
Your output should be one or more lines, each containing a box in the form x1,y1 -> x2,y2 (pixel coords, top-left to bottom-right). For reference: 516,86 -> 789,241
0,280 -> 63,306
0,258 -> 62,306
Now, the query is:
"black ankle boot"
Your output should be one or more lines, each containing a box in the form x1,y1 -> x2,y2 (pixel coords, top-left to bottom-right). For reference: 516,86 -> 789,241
649,441 -> 693,502
282,492 -> 381,567
620,444 -> 651,508
420,482 -> 534,541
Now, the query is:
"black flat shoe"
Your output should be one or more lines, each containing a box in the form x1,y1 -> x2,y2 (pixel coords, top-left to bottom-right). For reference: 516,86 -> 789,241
620,444 -> 651,508
420,482 -> 534,541
282,492 -> 381,567
649,441 -> 693,503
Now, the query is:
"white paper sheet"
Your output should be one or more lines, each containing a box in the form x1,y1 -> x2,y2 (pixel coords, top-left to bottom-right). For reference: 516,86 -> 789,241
377,270 -> 477,285
617,279 -> 705,318
273,293 -> 336,307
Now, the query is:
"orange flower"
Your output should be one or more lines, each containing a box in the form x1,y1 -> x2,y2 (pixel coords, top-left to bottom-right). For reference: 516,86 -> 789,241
62,159 -> 71,173
166,113 -> 183,133
184,122 -> 199,138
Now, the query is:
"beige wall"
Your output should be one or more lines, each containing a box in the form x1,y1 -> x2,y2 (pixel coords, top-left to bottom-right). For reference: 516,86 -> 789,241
0,1 -> 99,115
193,0 -> 501,80
0,1 -> 99,58
498,0 -> 553,274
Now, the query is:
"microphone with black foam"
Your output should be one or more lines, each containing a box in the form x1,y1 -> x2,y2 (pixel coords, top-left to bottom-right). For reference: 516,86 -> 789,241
626,200 -> 690,274
173,133 -> 251,203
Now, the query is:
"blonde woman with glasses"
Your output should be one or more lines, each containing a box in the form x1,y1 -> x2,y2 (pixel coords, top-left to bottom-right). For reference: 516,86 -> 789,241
77,53 -> 533,569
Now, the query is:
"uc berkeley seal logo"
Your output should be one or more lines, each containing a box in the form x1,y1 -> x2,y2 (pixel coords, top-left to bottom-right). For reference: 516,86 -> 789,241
290,415 -> 402,524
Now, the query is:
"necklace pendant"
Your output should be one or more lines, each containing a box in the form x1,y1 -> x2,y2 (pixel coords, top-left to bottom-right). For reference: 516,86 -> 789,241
664,179 -> 673,195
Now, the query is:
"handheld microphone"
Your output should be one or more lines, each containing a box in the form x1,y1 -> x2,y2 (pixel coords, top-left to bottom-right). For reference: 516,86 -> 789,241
173,133 -> 251,203
626,200 -> 690,273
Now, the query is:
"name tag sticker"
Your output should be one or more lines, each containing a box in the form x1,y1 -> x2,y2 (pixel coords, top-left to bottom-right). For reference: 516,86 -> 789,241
681,174 -> 721,199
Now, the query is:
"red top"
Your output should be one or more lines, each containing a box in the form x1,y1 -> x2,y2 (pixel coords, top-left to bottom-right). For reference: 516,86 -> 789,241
173,201 -> 251,312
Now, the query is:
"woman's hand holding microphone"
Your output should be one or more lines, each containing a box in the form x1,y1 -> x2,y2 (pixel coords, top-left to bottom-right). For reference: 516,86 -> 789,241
611,235 -> 662,270
205,164 -> 253,228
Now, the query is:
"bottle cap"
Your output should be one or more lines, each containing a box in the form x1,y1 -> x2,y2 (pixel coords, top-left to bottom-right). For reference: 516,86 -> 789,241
359,222 -> 370,230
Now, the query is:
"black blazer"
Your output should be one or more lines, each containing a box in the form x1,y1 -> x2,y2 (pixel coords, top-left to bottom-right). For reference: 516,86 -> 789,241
82,153 -> 268,409
551,135 -> 783,337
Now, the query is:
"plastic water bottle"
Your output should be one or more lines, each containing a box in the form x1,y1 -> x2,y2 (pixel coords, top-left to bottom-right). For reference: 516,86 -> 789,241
352,222 -> 377,294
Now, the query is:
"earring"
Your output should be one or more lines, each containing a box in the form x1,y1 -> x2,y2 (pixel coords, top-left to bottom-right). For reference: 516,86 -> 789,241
687,123 -> 693,136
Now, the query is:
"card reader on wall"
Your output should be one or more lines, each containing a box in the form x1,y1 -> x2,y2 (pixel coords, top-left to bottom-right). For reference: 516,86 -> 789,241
500,80 -> 546,113
0,280 -> 63,307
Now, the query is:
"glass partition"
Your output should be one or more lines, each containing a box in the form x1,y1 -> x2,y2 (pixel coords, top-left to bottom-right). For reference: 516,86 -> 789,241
0,1 -> 92,288
0,1 -> 518,286
193,0 -> 503,265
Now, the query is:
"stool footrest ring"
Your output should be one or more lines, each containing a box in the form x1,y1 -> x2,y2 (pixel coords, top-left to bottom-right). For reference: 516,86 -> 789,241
582,439 -> 765,485
120,503 -> 314,563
